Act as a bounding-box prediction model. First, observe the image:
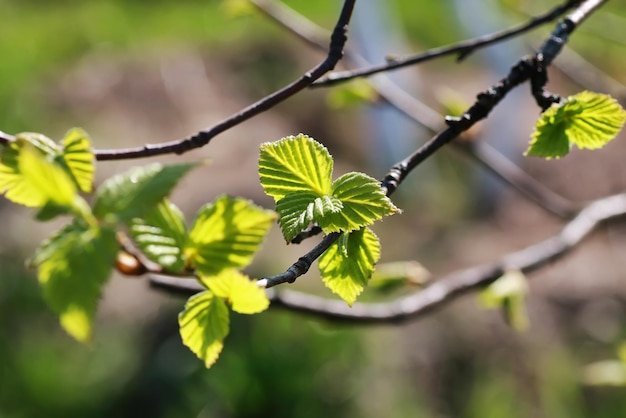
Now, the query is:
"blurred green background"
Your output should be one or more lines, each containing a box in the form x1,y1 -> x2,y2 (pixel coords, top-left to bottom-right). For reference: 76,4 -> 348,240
1,1 -> 626,417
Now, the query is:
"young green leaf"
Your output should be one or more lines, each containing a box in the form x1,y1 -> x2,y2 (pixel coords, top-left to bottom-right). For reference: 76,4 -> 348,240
179,290 -> 230,368
18,144 -> 77,208
318,227 -> 381,305
322,172 -> 398,233
130,199 -> 187,272
185,195 -> 276,276
62,128 -> 95,193
275,191 -> 342,242
259,134 -> 333,200
526,91 -> 626,159
201,270 -> 269,314
479,270 -> 529,332
93,162 -> 195,222
30,223 -> 118,342
0,134 -> 62,207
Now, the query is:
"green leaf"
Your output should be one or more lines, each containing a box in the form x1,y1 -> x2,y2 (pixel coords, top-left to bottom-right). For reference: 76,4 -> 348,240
93,162 -> 195,222
130,199 -> 187,272
186,195 -> 276,276
30,223 -> 118,342
369,261 -> 431,293
526,91 -> 626,159
479,270 -> 529,332
318,227 -> 381,305
0,134 -> 62,207
259,134 -> 333,200
201,270 -> 269,314
179,290 -> 230,368
18,144 -> 77,208
62,128 -> 94,193
275,191 -> 343,242
582,360 -> 626,386
322,172 -> 398,233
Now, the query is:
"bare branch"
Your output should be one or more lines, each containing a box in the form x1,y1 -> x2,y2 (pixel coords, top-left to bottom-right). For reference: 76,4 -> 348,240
150,193 -> 626,323
0,131 -> 15,145
92,0 -> 357,161
312,0 -> 582,87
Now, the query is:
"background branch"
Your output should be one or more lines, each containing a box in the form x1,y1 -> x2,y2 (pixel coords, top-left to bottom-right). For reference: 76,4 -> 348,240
151,192 -> 626,323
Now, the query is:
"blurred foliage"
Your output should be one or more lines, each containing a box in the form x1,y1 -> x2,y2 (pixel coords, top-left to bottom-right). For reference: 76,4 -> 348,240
1,0 -> 626,417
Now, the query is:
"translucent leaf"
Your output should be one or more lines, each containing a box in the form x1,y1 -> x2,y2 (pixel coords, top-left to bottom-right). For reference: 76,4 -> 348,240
179,290 -> 230,368
479,270 -> 529,332
0,134 -> 62,207
201,270 -> 269,314
62,128 -> 94,193
30,223 -> 118,342
319,227 -> 381,306
259,134 -> 333,201
130,199 -> 187,272
186,195 -> 276,276
93,162 -> 195,222
322,172 -> 399,233
275,191 -> 343,242
526,91 -> 626,159
18,144 -> 77,208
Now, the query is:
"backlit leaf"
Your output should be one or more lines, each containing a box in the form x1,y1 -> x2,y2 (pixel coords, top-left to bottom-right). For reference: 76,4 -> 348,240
319,227 -> 380,305
93,162 -> 195,222
259,134 -> 333,201
526,91 -> 626,159
130,199 -> 187,272
62,128 -> 94,193
201,270 -> 269,314
19,144 -> 77,208
275,191 -> 342,242
179,290 -> 230,368
30,223 -> 118,342
186,195 -> 275,276
323,172 -> 398,233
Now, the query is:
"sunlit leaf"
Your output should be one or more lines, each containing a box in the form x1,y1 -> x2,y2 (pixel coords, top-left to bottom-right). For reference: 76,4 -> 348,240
62,128 -> 94,193
322,172 -> 398,233
130,199 -> 187,272
0,134 -> 62,207
179,290 -> 230,368
201,270 -> 269,314
186,195 -> 275,276
526,91 -> 626,159
479,270 -> 529,332
319,227 -> 380,305
275,191 -> 342,242
18,144 -> 77,208
93,162 -> 195,222
30,223 -> 118,342
259,134 -> 333,201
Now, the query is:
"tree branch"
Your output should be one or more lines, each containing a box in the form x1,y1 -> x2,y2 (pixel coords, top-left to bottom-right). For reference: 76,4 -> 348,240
312,0 -> 582,87
150,192 -> 626,323
91,0 -> 356,161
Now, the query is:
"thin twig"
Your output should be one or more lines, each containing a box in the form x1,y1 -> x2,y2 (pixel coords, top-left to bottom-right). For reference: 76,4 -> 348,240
150,192 -> 626,323
92,0 -> 357,161
312,0 -> 582,87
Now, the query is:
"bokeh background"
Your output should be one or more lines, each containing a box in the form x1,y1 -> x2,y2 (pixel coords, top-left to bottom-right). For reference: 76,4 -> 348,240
1,0 -> 626,417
